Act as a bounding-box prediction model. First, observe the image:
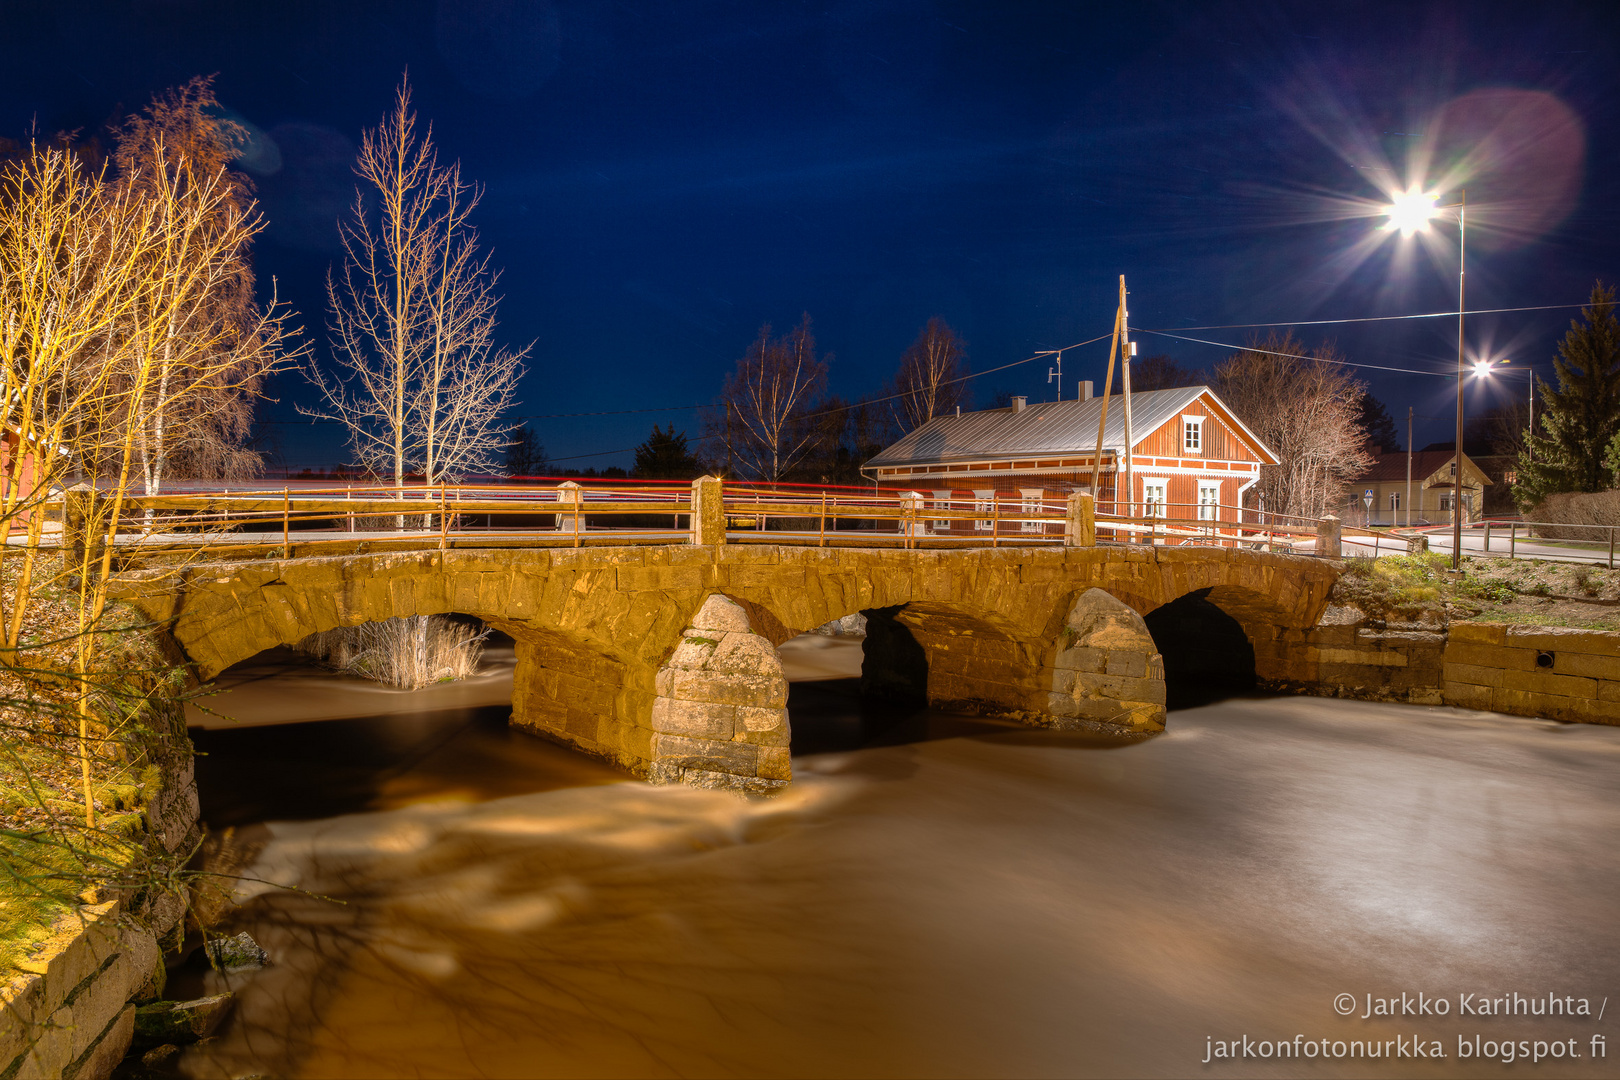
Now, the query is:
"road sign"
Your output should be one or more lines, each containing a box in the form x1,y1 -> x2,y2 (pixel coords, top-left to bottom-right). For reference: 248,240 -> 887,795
1363,489 -> 1374,509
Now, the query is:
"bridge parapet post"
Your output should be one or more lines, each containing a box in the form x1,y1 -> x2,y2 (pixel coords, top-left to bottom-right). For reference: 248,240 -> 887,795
1316,514 -> 1342,559
555,480 -> 584,534
689,475 -> 726,546
899,490 -> 926,537
1064,492 -> 1096,547
1406,532 -> 1429,555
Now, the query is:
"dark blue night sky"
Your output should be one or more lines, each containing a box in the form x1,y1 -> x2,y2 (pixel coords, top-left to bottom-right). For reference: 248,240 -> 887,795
2,1 -> 1616,470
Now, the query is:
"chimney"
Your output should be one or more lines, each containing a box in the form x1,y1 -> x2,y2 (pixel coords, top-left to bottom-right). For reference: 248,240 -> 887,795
1077,381 -> 1093,401
1010,395 -> 1027,412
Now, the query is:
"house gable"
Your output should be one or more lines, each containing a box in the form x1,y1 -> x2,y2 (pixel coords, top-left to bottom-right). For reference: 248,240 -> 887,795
1131,390 -> 1276,466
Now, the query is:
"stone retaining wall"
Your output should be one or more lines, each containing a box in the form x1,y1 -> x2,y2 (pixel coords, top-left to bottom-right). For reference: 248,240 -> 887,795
1264,607 -> 1620,726
1442,623 -> 1620,725
2,718 -> 198,1079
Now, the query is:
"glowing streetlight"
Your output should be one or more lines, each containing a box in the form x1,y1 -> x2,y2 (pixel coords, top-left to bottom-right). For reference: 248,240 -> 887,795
1383,187 -> 1440,238
1383,186 -> 1467,568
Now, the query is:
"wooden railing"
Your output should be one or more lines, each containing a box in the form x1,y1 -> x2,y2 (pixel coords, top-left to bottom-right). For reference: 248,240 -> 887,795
47,482 -> 1413,560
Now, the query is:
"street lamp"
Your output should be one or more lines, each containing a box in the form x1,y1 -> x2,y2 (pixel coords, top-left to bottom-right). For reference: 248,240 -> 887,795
1477,359 -> 1535,465
1383,186 -> 1468,568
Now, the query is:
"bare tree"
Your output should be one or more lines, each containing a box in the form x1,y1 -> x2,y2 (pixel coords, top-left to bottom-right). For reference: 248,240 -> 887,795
717,314 -> 828,481
892,317 -> 969,431
1214,331 -> 1372,520
111,76 -> 285,491
305,77 -> 527,491
0,139 -> 294,823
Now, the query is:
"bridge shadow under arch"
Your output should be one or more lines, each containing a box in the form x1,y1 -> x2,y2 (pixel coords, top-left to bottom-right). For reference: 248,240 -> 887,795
1143,588 -> 1258,709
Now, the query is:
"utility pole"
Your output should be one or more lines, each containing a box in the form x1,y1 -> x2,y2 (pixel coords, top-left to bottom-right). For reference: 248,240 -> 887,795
1119,275 -> 1136,517
1089,303 -> 1124,510
1406,407 -> 1413,529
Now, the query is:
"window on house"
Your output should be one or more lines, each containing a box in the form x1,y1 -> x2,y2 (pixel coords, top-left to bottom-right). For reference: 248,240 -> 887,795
1439,495 -> 1452,513
932,492 -> 951,531
973,489 -> 994,531
1389,491 -> 1401,512
1503,469 -> 1518,484
1197,482 -> 1219,521
1144,482 -> 1167,517
1182,416 -> 1203,454
1020,489 -> 1042,533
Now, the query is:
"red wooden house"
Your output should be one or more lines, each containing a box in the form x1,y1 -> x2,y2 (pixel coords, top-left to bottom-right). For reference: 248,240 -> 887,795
862,385 -> 1278,537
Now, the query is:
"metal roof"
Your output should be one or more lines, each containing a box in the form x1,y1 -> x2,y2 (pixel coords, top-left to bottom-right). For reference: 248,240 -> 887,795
866,386 -> 1273,468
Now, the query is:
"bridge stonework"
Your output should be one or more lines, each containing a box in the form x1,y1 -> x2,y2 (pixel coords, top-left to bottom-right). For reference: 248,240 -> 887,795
125,544 -> 1339,789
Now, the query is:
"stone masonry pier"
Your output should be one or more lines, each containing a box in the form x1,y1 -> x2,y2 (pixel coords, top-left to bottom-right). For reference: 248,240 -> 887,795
123,543 -> 1340,790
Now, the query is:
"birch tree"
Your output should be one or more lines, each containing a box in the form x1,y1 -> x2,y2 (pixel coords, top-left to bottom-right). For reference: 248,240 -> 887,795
112,76 -> 290,494
717,315 -> 827,482
0,139 -> 294,823
306,78 -> 527,491
892,317 -> 969,431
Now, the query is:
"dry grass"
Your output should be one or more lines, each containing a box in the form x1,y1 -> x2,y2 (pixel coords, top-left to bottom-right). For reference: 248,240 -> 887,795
1332,552 -> 1620,629
295,615 -> 488,690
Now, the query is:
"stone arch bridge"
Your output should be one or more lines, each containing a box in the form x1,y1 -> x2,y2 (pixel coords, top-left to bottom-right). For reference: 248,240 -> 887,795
124,545 -> 1340,791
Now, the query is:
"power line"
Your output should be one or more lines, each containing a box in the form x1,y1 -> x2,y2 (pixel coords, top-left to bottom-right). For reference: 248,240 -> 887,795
1145,301 -> 1592,333
1134,327 -> 1456,377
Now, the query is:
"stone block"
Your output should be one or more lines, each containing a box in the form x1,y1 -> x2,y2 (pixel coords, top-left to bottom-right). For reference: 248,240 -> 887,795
689,593 -> 752,634
1045,691 -> 1079,718
669,669 -> 787,708
650,697 -> 736,738
1501,668 -> 1597,699
1549,652 -> 1620,680
652,733 -> 759,777
1442,662 -> 1502,688
1444,642 -> 1536,671
1598,680 -> 1620,703
665,636 -> 719,670
756,746 -> 792,780
1443,681 -> 1494,711
707,633 -> 783,676
1504,625 -> 1620,656
735,705 -> 786,733
66,1003 -> 134,1080
1103,651 -> 1147,678
1319,647 -> 1406,667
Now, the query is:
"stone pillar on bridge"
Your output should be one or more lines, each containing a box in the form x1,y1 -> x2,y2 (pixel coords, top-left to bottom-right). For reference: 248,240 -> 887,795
1064,492 -> 1096,547
650,594 -> 789,791
900,491 -> 926,537
1406,533 -> 1429,554
689,476 -> 726,546
555,480 -> 584,534
1315,514 -> 1342,559
1046,588 -> 1166,732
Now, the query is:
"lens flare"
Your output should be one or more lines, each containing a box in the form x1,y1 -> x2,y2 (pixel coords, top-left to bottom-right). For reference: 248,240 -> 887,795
1383,187 -> 1439,237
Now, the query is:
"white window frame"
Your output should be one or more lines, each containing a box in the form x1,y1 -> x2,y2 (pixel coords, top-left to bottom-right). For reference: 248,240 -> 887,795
1019,488 -> 1043,533
1142,479 -> 1168,518
931,490 -> 951,531
1197,481 -> 1219,521
973,489 -> 994,531
1181,415 -> 1204,455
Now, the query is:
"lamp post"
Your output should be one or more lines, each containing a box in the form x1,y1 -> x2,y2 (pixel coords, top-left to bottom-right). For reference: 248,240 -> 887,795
1383,187 -> 1467,568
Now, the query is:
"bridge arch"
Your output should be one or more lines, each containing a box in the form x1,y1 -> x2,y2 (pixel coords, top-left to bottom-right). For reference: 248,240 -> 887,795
125,543 -> 1339,791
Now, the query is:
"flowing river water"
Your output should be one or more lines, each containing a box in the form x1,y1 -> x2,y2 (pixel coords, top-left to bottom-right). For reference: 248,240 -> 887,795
149,635 -> 1619,1078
